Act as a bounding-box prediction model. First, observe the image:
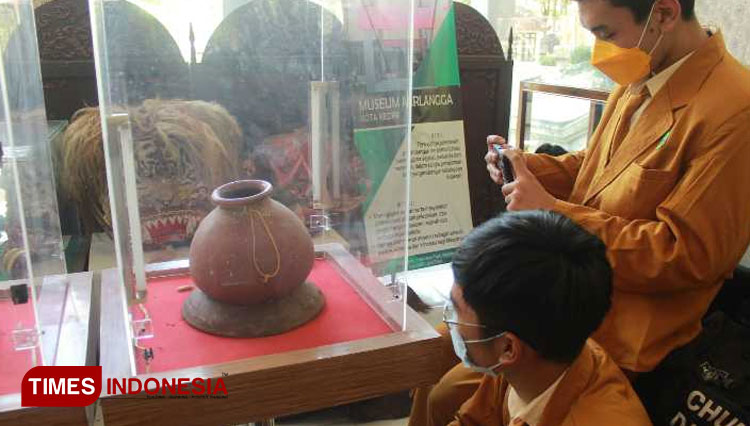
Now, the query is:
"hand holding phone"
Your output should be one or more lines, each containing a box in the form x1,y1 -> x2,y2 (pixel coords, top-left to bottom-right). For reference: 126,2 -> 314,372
493,144 -> 515,183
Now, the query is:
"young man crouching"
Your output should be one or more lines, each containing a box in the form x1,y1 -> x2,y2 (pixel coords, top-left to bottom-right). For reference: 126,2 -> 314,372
443,211 -> 651,426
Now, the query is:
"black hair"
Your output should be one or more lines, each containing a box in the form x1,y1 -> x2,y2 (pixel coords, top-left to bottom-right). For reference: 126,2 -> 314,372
593,0 -> 695,22
452,210 -> 612,363
534,144 -> 569,157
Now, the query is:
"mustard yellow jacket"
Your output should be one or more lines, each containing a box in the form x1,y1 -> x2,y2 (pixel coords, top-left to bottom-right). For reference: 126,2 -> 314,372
527,32 -> 750,372
449,340 -> 652,426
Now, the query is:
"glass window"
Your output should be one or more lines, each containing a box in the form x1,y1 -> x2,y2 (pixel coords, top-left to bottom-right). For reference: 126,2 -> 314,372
455,0 -> 614,149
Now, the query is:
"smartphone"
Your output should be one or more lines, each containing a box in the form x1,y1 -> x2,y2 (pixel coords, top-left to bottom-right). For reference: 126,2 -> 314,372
493,144 -> 515,183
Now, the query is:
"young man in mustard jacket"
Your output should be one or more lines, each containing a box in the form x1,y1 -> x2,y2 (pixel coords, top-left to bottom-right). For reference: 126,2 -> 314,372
410,0 -> 750,424
444,211 -> 651,426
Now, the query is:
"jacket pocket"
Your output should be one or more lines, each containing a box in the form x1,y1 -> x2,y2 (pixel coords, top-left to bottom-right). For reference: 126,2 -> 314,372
598,163 -> 679,220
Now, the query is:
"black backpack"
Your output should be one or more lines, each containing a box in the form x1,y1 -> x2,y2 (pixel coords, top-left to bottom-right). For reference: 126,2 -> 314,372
635,268 -> 750,426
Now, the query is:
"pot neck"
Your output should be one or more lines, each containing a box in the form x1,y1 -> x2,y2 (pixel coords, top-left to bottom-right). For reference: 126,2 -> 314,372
211,180 -> 272,209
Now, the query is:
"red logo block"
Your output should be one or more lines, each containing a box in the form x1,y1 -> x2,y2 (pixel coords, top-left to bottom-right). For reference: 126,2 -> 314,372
22,366 -> 102,407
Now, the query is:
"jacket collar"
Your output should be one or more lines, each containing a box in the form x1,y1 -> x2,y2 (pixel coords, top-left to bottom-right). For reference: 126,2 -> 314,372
537,343 -> 596,426
582,32 -> 727,206
667,31 -> 726,109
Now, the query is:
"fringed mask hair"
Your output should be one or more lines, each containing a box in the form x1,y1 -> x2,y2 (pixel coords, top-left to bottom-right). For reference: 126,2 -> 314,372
61,106 -> 111,235
61,99 -> 242,248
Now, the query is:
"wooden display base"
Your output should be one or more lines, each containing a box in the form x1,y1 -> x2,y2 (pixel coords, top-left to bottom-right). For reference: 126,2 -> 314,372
182,282 -> 325,337
99,243 -> 443,425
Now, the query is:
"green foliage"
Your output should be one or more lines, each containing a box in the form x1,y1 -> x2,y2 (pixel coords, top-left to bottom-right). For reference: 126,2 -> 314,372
537,0 -> 571,17
540,54 -> 557,66
570,45 -> 592,64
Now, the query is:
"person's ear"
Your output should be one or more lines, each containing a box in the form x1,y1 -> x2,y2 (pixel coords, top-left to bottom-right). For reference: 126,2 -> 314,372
494,332 -> 523,365
654,0 -> 681,32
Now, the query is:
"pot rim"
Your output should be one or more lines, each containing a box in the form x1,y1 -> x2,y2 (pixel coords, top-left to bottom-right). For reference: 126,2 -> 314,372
211,180 -> 273,207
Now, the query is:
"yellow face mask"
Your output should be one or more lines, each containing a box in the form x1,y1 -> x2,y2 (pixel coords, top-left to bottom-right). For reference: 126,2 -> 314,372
590,4 -> 663,86
591,39 -> 652,86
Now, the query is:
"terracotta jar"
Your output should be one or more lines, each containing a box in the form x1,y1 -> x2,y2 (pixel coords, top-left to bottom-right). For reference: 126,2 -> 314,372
189,180 -> 314,305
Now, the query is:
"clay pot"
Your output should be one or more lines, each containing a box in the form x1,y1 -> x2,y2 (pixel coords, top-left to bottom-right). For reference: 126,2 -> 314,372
188,180 -> 314,305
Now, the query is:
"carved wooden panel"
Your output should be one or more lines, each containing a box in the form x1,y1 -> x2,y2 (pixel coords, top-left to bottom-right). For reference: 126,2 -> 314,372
199,0 -> 346,147
35,0 -> 187,120
99,1 -> 188,102
455,3 -> 513,226
36,0 -> 93,61
455,3 -> 504,56
35,0 -> 97,120
33,0 -> 514,231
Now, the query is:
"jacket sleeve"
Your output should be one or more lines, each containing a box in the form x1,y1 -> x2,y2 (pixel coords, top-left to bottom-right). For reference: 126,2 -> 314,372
525,150 -> 586,201
522,86 -> 624,200
553,109 -> 750,294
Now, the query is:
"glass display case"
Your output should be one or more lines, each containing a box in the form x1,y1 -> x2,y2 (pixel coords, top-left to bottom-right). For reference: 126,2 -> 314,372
0,1 -> 94,423
517,79 -> 611,153
91,0 -> 447,423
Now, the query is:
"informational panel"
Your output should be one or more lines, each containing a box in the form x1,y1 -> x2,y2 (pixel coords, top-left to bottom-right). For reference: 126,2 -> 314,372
355,1 -> 472,272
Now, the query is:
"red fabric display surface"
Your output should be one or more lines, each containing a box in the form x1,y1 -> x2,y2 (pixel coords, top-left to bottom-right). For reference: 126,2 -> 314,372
132,259 -> 393,374
0,299 -> 38,396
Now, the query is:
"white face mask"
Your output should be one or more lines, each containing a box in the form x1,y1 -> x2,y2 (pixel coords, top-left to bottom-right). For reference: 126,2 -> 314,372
449,326 -> 506,377
444,302 -> 507,378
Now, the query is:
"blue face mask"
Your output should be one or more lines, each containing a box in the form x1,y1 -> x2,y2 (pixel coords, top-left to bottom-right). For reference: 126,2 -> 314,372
445,303 -> 507,378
